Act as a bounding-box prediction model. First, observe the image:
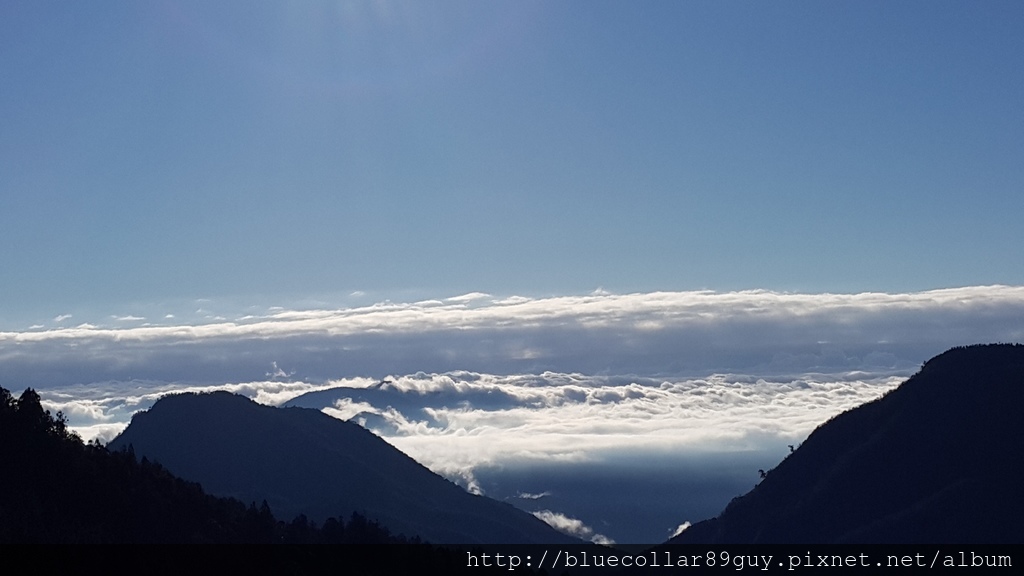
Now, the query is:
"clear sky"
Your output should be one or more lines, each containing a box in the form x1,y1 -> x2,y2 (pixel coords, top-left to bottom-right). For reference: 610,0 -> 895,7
2,1 -> 1023,326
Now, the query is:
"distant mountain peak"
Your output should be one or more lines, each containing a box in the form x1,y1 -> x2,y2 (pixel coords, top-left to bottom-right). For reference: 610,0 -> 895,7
110,390 -> 579,544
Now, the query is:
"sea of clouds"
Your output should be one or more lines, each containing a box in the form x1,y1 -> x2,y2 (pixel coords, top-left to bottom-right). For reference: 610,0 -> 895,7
4,286 -> 1023,541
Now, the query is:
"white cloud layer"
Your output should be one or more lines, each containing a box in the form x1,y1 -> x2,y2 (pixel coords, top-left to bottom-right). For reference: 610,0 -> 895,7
4,286 -> 1022,392
4,286 -> 1020,489
338,370 -> 903,478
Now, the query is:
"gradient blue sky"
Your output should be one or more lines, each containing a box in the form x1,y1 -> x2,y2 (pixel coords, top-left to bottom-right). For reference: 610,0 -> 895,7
3,1 -> 1022,327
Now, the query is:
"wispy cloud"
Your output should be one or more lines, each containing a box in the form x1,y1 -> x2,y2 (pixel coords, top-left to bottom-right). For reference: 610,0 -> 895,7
671,521 -> 691,537
446,292 -> 492,303
532,510 -> 614,545
112,315 -> 146,322
516,491 -> 552,500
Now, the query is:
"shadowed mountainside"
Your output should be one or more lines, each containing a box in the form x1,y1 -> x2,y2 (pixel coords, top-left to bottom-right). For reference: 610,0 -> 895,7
0,386 -> 411,544
671,343 -> 1024,544
108,391 -> 580,544
1,386 -> 571,572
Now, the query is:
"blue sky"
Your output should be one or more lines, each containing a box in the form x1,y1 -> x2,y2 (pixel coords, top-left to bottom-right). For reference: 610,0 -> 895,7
3,1 -> 1022,327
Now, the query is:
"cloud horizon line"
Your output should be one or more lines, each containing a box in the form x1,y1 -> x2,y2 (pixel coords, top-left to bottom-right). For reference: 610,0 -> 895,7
4,284 -> 1021,397
6,284 -> 1023,344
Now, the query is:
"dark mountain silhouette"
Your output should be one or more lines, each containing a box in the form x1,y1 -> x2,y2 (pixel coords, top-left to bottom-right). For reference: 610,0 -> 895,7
1,385 -> 565,572
671,343 -> 1024,544
0,385 -> 410,544
1,386 -> 253,543
108,391 -> 580,544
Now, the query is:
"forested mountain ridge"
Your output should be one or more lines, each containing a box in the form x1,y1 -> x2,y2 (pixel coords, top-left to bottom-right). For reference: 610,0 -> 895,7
1,385 -> 556,575
672,343 -> 1024,544
0,385 -> 408,544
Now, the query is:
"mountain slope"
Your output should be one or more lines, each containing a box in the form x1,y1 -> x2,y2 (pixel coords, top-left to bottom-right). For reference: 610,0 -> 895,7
672,343 -> 1024,544
0,386 -> 285,543
108,391 -> 578,544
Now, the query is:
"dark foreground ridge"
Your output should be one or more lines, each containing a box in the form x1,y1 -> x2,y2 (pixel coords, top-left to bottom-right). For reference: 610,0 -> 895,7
108,390 -> 579,545
0,385 -> 579,574
0,385 -> 427,544
672,343 -> 1024,544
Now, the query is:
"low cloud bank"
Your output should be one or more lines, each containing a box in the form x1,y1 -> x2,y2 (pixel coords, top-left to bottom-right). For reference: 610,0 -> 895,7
339,370 -> 903,479
3,286 -> 1018,477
